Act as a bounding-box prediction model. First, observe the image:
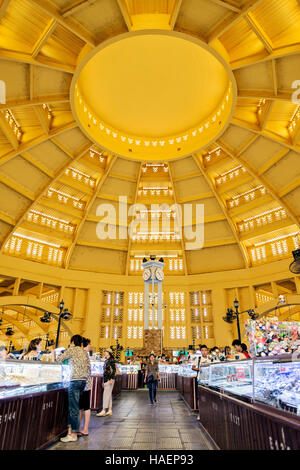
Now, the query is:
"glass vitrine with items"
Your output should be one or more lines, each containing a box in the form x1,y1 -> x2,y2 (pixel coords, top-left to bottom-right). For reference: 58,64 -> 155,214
198,363 -> 210,386
178,363 -> 197,377
118,364 -> 139,374
159,364 -> 180,374
201,359 -> 253,400
90,361 -> 104,376
0,359 -> 70,399
253,355 -> 300,416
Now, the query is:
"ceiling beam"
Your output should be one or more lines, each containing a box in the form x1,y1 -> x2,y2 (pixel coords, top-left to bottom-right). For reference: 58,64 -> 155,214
207,0 -> 241,13
231,42 -> 300,70
125,162 -> 142,275
192,153 -> 249,268
34,105 -> 51,135
271,59 -> 278,96
216,140 -> 300,230
238,90 -> 291,102
0,112 -> 19,150
0,95 -> 70,111
64,155 -> 117,268
245,12 -> 273,53
0,142 -> 92,253
32,19 -> 58,58
0,49 -> 75,74
61,0 -> 90,17
169,0 -> 183,30
0,121 -> 77,166
258,100 -> 275,131
257,148 -> 290,175
0,0 -> 11,21
27,0 -> 96,47
208,0 -> 264,43
117,0 -> 133,31
231,118 -> 300,154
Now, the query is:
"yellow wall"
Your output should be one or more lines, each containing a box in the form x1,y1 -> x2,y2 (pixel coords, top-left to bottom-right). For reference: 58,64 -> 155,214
0,253 -> 299,352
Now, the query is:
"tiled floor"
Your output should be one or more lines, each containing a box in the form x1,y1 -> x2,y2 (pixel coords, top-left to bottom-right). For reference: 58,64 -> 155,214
49,390 -> 215,450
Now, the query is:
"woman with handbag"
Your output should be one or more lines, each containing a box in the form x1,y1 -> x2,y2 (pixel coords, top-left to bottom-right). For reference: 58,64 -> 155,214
96,348 -> 116,417
144,353 -> 160,405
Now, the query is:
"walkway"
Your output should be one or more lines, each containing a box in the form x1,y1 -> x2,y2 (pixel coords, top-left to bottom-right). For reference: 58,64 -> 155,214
50,390 -> 214,450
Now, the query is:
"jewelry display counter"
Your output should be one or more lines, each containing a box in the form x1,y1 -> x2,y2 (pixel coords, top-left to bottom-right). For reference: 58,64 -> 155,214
0,359 -> 69,450
197,355 -> 300,450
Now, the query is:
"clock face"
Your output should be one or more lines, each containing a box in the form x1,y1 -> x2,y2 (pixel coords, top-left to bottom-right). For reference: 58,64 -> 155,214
155,268 -> 164,281
143,268 -> 151,281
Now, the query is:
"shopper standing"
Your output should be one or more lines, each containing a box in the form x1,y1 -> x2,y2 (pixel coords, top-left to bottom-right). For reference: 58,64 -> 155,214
78,337 -> 92,436
20,338 -> 43,360
96,348 -> 116,417
57,335 -> 90,443
144,353 -> 160,405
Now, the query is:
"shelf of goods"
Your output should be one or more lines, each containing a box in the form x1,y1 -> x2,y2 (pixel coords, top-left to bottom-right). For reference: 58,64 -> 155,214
197,355 -> 300,450
158,364 -> 179,390
90,361 -> 122,410
0,360 -> 69,450
176,363 -> 198,411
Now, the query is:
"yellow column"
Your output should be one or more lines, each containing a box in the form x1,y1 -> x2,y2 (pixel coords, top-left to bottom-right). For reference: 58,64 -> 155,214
211,287 -> 233,347
83,288 -> 102,349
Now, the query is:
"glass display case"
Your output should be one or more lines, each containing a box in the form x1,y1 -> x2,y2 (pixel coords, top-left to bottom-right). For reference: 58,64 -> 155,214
253,356 -> 300,415
178,363 -> 197,377
208,360 -> 253,399
197,355 -> 300,416
118,364 -> 139,374
0,359 -> 70,399
159,364 -> 180,374
90,361 -> 104,375
198,363 -> 210,386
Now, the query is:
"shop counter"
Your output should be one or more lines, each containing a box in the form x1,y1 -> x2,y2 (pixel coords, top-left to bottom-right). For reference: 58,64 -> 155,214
0,359 -> 69,450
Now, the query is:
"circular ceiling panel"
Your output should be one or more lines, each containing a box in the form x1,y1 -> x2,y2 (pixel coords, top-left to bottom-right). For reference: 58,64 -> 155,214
71,30 -> 237,161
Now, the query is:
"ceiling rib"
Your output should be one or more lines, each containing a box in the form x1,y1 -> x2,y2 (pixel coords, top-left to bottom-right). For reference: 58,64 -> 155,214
216,140 -> 300,230
245,12 -> 273,53
0,141 -> 92,253
231,118 -> 300,154
117,0 -> 133,31
125,162 -> 142,275
238,91 -> 291,102
0,95 -> 70,111
208,0 -> 264,43
26,0 -> 96,47
0,49 -> 75,74
192,153 -> 249,268
169,0 -> 183,30
0,121 -> 77,166
31,19 -> 58,58
168,162 -> 188,275
230,43 -> 300,70
207,0 -> 241,13
64,155 -> 117,268
0,0 -> 11,21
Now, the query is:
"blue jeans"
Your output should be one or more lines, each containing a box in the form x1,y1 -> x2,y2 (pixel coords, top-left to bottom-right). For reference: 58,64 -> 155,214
68,380 -> 86,433
147,379 -> 158,404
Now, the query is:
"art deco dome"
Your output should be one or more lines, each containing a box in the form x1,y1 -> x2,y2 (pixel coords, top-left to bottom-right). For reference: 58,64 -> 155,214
0,0 -> 299,279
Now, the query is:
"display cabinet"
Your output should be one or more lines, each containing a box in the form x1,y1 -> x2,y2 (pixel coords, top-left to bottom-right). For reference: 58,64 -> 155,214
253,356 -> 300,415
0,359 -> 69,399
158,364 -> 179,390
197,355 -> 300,450
177,363 -> 198,411
208,360 -> 253,400
0,359 -> 69,450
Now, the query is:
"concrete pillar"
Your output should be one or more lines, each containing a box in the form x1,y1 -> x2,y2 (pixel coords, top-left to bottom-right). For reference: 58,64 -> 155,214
211,287 -> 233,347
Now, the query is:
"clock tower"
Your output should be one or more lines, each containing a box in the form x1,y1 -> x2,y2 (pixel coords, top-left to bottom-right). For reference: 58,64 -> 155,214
142,256 -> 164,330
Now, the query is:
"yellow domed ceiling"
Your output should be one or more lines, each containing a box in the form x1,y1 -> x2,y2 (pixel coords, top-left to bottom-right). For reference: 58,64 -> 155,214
0,0 -> 299,277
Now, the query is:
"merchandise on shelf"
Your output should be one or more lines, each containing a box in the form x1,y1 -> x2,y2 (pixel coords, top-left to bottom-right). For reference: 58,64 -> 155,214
245,317 -> 300,356
178,363 -> 197,377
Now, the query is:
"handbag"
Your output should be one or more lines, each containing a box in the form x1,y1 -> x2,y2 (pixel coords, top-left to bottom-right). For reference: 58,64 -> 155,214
147,374 -> 154,384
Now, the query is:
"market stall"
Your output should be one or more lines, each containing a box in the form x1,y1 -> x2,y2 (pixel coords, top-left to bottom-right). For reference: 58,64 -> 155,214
0,359 -> 69,450
90,361 -> 122,410
197,355 -> 300,450
158,364 -> 179,390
